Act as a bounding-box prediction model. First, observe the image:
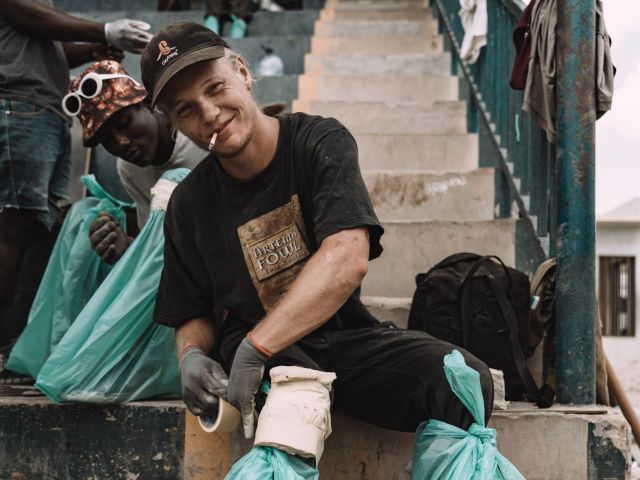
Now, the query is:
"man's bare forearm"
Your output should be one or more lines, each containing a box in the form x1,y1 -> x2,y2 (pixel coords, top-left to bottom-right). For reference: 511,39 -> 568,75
175,317 -> 216,364
250,227 -> 370,353
62,43 -> 92,68
0,0 -> 105,43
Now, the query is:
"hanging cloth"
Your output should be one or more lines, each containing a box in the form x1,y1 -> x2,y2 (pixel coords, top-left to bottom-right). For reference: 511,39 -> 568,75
523,0 -> 614,144
459,0 -> 488,64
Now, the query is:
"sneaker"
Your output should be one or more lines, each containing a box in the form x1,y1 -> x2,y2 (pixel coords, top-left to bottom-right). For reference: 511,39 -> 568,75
204,15 -> 220,34
229,15 -> 248,39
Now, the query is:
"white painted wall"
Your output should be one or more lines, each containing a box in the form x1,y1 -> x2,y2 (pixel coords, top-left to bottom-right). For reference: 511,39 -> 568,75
598,224 -> 640,406
597,224 -> 640,335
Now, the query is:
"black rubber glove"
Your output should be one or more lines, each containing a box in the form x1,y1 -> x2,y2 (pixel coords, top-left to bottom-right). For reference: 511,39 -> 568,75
227,337 -> 269,439
180,347 -> 228,416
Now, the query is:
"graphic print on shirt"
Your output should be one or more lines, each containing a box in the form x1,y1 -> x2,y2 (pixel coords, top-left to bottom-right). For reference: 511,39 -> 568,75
237,195 -> 311,311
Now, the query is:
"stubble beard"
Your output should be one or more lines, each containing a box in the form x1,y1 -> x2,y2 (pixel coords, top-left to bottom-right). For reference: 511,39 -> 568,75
214,120 -> 255,160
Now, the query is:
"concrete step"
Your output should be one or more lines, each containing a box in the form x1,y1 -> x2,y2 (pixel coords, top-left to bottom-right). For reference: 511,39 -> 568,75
362,295 -> 412,328
293,101 -> 467,135
228,36 -> 312,76
314,18 -> 438,37
296,75 -> 458,103
57,0 -> 157,10
251,75 -> 300,108
1,398 -> 629,479
70,10 -> 319,37
304,52 -> 451,76
363,169 -> 495,222
311,35 -> 443,55
59,0 -> 324,11
320,8 -> 431,21
362,219 -> 516,298
327,0 -> 429,10
354,133 -> 478,172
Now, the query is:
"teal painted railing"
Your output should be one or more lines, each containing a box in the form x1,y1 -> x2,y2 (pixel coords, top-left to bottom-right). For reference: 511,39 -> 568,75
430,0 -> 597,404
430,0 -> 553,265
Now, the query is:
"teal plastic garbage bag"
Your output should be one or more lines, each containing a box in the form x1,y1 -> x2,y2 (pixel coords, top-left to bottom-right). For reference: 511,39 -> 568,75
6,175 -> 132,378
35,169 -> 189,403
225,446 -> 319,480
412,350 -> 525,480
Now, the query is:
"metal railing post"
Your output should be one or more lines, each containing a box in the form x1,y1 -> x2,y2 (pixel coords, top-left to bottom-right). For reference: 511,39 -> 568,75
555,0 -> 597,404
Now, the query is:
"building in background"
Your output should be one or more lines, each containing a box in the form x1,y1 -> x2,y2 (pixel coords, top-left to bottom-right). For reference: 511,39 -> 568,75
598,197 -> 640,405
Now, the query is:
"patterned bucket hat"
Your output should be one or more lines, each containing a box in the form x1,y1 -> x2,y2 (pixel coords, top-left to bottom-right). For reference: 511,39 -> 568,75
69,60 -> 148,147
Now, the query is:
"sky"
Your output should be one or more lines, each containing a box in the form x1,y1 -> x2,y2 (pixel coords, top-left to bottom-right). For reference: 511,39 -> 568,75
594,0 -> 640,215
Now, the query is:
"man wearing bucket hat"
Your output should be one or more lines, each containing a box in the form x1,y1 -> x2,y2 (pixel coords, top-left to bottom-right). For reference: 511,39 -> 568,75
67,60 -> 207,264
144,20 -> 494,463
0,0 -> 154,375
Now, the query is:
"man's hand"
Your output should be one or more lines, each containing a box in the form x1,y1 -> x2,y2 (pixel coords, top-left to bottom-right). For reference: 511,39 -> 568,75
104,19 -> 152,54
88,211 -> 130,265
180,347 -> 228,416
228,337 -> 269,439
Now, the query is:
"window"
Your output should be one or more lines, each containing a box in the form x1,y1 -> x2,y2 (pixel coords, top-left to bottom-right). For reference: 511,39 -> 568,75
599,256 -> 636,336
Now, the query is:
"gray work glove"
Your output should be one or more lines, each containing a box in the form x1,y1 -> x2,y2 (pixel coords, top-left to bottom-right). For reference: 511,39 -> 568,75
104,19 -> 153,54
180,347 -> 229,417
228,337 -> 269,439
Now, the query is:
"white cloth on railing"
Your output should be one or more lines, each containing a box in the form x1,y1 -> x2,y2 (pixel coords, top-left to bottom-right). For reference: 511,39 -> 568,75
459,0 -> 487,63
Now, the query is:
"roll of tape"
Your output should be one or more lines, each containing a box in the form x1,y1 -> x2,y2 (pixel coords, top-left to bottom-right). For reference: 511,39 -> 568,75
197,397 -> 241,433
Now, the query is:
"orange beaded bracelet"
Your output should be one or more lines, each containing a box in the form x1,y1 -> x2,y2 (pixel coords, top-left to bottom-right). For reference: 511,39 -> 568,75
247,331 -> 274,358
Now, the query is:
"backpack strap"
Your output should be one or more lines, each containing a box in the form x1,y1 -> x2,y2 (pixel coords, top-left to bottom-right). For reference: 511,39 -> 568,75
487,276 -> 555,408
458,255 -> 554,408
458,255 -> 513,346
417,253 -> 482,288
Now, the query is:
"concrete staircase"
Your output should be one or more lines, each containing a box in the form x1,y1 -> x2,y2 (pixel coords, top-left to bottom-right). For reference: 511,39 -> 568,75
294,0 -> 515,327
0,1 -> 631,479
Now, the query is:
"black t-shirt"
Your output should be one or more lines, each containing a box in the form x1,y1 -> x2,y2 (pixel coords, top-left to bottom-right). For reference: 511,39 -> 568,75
154,113 -> 384,366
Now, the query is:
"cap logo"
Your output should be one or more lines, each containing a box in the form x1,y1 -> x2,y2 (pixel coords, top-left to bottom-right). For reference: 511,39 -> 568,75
156,40 -> 178,64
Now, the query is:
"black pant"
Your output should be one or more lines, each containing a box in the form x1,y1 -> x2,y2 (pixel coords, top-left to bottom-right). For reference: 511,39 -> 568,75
206,0 -> 253,19
263,325 -> 494,432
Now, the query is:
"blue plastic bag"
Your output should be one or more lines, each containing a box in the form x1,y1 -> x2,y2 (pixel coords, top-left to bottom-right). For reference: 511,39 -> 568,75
35,169 -> 189,403
412,350 -> 525,480
225,446 -> 319,480
6,176 -> 132,378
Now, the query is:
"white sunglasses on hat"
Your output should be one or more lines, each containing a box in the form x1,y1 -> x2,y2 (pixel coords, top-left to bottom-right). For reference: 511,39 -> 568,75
62,72 -> 140,117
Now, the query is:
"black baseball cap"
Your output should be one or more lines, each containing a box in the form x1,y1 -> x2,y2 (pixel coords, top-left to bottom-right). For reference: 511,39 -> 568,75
140,21 -> 230,107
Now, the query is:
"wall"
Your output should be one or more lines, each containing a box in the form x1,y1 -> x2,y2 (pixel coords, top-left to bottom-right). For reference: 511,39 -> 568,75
597,224 -> 640,334
597,223 -> 640,408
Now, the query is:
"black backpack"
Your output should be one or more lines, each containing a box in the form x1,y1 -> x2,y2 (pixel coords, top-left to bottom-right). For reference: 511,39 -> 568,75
407,253 -> 554,408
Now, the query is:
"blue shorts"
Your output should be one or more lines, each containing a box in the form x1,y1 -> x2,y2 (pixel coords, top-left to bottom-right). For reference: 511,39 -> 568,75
0,99 -> 71,230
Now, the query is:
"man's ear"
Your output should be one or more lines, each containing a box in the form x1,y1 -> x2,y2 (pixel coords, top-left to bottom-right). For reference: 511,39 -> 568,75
234,57 -> 253,90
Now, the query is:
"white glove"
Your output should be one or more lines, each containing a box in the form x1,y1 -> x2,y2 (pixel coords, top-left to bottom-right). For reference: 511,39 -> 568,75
104,19 -> 153,54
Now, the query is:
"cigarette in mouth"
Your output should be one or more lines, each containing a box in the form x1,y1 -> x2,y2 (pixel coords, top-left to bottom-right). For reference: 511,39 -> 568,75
208,132 -> 218,152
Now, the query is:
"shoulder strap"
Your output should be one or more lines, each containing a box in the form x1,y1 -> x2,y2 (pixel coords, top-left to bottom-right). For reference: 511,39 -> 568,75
458,255 -> 512,346
458,256 -> 554,407
488,276 -> 555,408
530,258 -> 557,296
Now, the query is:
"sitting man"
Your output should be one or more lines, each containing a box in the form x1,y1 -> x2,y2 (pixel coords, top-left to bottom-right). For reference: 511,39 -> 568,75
141,21 -> 494,469
69,60 -> 207,264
